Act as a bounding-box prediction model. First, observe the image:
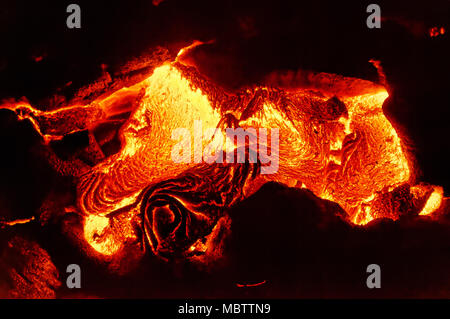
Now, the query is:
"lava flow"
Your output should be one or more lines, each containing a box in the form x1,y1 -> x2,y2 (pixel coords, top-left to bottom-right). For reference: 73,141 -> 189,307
0,43 -> 445,261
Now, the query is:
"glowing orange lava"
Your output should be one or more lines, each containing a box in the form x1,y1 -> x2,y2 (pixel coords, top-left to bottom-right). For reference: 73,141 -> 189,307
429,26 -> 445,37
420,186 -> 444,216
0,43 -> 445,258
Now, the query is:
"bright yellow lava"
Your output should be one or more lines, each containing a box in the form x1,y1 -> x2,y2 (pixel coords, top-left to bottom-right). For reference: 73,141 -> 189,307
83,215 -> 121,256
420,187 -> 444,216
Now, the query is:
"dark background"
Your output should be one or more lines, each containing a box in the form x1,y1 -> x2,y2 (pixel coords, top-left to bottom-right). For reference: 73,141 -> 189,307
0,0 -> 449,298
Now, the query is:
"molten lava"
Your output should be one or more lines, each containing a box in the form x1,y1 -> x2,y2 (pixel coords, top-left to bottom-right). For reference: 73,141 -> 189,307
0,43 -> 445,261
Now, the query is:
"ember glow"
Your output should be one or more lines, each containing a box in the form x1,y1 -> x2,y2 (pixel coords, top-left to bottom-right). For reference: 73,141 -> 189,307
429,26 -> 445,37
0,43 -> 445,259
